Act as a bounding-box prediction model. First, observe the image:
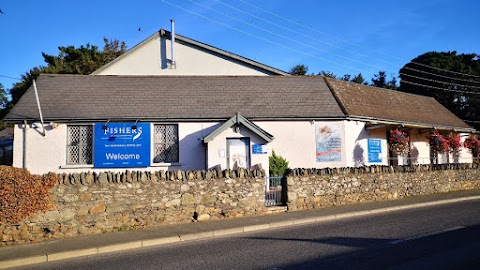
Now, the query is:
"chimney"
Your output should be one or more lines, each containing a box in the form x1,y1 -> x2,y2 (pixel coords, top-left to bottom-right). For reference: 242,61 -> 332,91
170,19 -> 176,69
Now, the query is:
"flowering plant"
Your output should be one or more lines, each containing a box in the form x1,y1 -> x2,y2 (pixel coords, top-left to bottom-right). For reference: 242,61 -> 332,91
446,131 -> 462,154
389,129 -> 410,154
429,130 -> 449,153
463,134 -> 479,152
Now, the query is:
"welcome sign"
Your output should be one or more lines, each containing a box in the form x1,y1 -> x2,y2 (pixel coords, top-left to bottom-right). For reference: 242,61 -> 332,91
94,123 -> 151,168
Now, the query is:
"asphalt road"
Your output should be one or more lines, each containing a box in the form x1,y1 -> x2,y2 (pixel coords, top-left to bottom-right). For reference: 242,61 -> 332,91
14,199 -> 480,270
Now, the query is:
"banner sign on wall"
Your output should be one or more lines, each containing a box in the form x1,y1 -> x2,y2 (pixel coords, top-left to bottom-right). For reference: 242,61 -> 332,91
94,123 -> 151,168
316,123 -> 342,162
368,139 -> 382,163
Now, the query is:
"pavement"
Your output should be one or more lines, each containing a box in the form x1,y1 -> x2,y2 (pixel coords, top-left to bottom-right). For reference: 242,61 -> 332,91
1,189 -> 480,269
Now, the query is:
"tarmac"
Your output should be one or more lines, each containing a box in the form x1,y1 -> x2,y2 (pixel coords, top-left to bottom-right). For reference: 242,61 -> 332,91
1,189 -> 480,269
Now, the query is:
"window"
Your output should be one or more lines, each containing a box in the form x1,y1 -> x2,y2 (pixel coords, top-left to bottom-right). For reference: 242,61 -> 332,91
154,124 -> 179,163
67,125 -> 93,165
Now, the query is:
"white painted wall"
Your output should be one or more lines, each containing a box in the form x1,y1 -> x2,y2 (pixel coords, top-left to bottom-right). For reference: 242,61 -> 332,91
255,121 -> 347,169
13,121 -> 475,175
205,124 -> 270,176
343,121 -> 389,167
409,129 -> 431,165
95,35 -> 272,76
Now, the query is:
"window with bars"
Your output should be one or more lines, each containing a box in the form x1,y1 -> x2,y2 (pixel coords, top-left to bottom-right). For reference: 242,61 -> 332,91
67,125 -> 93,165
154,124 -> 179,163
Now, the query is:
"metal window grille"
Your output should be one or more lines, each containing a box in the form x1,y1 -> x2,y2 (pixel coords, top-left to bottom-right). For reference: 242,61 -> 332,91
67,125 -> 93,165
154,124 -> 179,163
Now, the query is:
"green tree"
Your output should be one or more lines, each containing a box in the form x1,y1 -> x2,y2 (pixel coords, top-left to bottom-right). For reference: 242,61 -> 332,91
398,51 -> 480,129
351,73 -> 367,85
0,84 -> 8,110
371,71 -> 387,88
319,70 -> 336,78
269,150 -> 289,176
340,74 -> 351,81
289,64 -> 309,75
8,38 -> 126,106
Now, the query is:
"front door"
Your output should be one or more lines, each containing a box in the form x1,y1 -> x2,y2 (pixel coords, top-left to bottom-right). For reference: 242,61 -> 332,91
227,138 -> 250,169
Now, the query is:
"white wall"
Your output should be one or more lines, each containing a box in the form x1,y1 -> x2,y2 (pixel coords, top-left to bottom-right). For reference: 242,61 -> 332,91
95,35 -> 272,76
343,121 -> 389,167
206,124 -> 270,176
256,121 -> 347,169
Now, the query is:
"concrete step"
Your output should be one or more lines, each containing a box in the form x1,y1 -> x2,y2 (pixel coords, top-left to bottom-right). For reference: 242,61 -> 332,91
265,206 -> 288,214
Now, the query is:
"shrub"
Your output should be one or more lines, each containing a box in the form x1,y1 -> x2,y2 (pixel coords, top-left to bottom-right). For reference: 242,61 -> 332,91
269,150 -> 289,177
0,166 -> 60,224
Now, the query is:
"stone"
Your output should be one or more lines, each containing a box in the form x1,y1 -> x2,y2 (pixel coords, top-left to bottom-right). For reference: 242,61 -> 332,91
89,202 -> 106,214
181,194 -> 196,206
188,172 -> 195,180
180,184 -> 190,192
165,199 -> 181,208
197,214 -> 211,221
201,195 -> 217,206
85,172 -> 94,185
141,172 -> 148,182
98,173 -> 108,184
44,211 -> 61,222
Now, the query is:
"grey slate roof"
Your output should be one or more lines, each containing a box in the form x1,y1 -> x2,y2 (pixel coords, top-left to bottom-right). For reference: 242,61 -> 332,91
5,75 -> 345,122
91,29 -> 289,76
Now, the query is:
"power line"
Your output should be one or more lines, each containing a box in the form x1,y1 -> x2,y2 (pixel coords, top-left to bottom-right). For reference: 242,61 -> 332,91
159,0 -> 367,74
401,80 -> 480,95
185,0 -> 383,74
410,62 -> 480,79
236,0 -> 480,79
403,66 -> 480,84
400,72 -> 480,90
0,75 -> 21,81
211,0 -> 391,66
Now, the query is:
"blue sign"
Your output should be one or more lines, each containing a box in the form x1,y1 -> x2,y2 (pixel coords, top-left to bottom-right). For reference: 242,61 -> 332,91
94,123 -> 151,168
252,144 -> 267,154
368,139 -> 382,163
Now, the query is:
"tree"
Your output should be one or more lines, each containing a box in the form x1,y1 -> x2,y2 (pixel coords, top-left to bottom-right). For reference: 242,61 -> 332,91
340,74 -> 351,81
8,38 -> 127,106
289,64 -> 308,75
0,84 -> 8,110
351,73 -> 367,85
398,51 -> 480,130
269,150 -> 289,176
371,71 -> 387,88
319,70 -> 336,78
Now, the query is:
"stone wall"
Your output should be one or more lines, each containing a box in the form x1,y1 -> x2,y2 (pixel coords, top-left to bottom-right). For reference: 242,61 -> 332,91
286,164 -> 480,211
0,169 -> 266,246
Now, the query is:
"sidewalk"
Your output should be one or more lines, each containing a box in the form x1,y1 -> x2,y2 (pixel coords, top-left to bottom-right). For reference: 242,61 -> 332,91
1,190 -> 480,269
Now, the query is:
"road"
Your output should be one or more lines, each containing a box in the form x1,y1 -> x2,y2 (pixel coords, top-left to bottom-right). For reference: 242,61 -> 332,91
14,199 -> 480,270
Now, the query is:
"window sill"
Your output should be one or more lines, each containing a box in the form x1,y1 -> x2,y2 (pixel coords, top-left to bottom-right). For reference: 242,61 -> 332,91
151,162 -> 183,167
60,164 -> 94,169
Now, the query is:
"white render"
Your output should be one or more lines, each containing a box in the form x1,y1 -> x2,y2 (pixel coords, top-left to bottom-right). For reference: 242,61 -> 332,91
12,120 -> 474,175
93,33 -> 274,76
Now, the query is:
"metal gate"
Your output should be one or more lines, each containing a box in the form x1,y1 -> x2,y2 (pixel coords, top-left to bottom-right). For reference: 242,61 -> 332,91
265,176 -> 283,206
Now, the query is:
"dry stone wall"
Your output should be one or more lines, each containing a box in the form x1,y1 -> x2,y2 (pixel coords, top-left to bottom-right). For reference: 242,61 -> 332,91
0,169 -> 266,246
286,164 -> 480,210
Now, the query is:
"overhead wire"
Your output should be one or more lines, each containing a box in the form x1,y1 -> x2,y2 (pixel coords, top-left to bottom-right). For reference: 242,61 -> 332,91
159,0 -> 367,74
399,73 -> 480,90
170,0 -> 480,95
236,0 -> 480,79
210,0 -> 391,66
184,0 -> 383,74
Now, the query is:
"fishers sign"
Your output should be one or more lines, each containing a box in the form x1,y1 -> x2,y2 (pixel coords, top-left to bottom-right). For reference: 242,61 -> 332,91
94,123 -> 151,168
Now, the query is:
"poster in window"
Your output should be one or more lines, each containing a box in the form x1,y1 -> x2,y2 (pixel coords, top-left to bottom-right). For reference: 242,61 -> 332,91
94,123 -> 151,168
316,123 -> 342,162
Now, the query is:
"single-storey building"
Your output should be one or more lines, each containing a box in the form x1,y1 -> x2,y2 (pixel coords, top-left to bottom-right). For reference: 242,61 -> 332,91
5,75 -> 475,175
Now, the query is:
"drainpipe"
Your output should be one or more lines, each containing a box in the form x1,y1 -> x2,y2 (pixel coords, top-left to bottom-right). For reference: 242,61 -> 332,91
23,120 -> 27,169
170,19 -> 176,68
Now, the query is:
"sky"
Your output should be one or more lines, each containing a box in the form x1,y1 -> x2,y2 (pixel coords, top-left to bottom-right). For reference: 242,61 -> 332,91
0,0 -> 479,90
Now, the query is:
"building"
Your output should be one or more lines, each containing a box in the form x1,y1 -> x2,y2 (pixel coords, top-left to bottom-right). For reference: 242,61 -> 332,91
92,28 -> 288,76
5,75 -> 474,175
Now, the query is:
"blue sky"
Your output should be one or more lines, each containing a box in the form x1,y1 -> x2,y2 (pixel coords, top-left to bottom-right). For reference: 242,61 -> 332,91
0,0 -> 479,90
